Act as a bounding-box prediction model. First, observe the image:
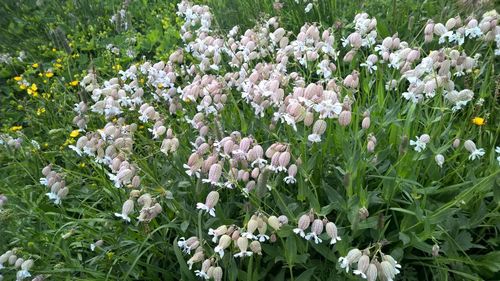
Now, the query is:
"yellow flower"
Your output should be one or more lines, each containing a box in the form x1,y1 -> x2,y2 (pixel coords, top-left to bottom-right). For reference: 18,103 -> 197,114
472,117 -> 486,126
79,163 -> 86,168
27,83 -> 38,96
32,63 -> 39,68
54,63 -> 62,68
52,48 -> 57,52
56,58 -> 62,63
37,107 -> 46,115
69,129 -> 80,138
45,72 -> 54,78
69,80 -> 79,87
20,84 -> 27,90
10,125 -> 23,132
14,76 -> 22,81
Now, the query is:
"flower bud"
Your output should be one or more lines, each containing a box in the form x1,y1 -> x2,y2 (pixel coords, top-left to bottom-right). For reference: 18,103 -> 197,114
250,241 -> 262,255
339,111 -> 351,126
432,244 -> 440,257
267,216 -> 281,230
464,140 -> 477,153
213,266 -> 223,281
297,214 -> 311,230
312,120 -> 327,135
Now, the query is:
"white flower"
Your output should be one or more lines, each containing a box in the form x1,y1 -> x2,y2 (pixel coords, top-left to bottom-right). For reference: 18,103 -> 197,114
410,135 -> 429,152
360,60 -> 377,73
304,232 -> 322,244
308,133 -> 322,143
338,248 -> 362,273
435,154 -> 445,168
304,3 -> 313,13
292,228 -> 306,238
284,175 -> 296,184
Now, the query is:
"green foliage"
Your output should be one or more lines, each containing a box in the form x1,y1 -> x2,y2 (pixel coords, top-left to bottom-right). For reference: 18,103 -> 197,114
0,0 -> 499,280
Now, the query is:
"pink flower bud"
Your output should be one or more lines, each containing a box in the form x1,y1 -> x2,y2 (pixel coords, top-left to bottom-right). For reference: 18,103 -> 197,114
348,32 -> 362,48
205,191 -> 219,209
311,219 -> 324,235
339,111 -> 352,126
313,120 -> 327,135
297,214 -> 310,230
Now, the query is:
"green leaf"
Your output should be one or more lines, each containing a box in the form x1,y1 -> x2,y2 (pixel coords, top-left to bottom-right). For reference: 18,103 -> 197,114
295,267 -> 316,281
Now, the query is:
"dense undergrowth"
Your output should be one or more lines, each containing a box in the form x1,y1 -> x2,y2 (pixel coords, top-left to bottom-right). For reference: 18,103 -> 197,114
0,0 -> 499,280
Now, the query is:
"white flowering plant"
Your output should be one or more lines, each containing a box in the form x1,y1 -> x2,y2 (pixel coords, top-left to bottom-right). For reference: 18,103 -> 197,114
0,0 -> 499,280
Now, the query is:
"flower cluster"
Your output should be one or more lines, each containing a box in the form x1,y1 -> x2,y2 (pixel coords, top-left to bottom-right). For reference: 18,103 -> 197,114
339,247 -> 401,281
39,165 -> 69,205
293,212 -> 341,244
0,249 -> 35,281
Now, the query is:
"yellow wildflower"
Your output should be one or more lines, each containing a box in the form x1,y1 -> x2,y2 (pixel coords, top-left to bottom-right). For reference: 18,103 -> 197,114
37,107 -> 46,115
54,63 -> 62,68
52,48 -> 57,52
20,84 -> 27,90
69,129 -> 80,138
472,117 -> 486,126
56,58 -> 62,63
69,80 -> 79,87
27,83 -> 38,96
32,63 -> 39,68
14,76 -> 22,81
10,125 -> 23,132
45,72 -> 54,78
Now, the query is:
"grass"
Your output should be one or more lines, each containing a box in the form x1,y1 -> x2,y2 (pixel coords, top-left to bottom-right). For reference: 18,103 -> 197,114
0,0 -> 499,280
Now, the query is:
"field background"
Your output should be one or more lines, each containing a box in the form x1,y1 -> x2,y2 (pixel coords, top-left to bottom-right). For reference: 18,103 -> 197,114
1,0 -> 499,280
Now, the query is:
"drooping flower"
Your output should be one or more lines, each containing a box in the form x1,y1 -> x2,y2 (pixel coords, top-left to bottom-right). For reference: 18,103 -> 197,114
464,140 -> 485,160
435,154 -> 445,168
410,134 -> 430,152
338,248 -> 362,272
196,191 -> 219,217
305,219 -> 324,244
325,222 -> 341,244
114,199 -> 134,222
214,235 -> 232,257
293,214 -> 311,238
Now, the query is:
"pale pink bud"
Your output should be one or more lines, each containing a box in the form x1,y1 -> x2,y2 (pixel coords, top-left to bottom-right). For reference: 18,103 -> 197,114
343,50 -> 356,62
278,151 -> 291,167
452,138 -> 460,148
267,216 -> 281,230
205,191 -> 219,209
304,112 -> 314,127
288,164 -> 298,177
213,266 -> 223,281
362,116 -> 371,129
434,23 -> 447,36
311,219 -> 324,235
464,140 -> 477,153
419,134 -> 431,144
250,241 -> 262,255
339,111 -> 352,126
313,120 -> 327,135
424,20 -> 435,35
445,18 -> 457,30
208,164 -> 223,183
348,32 -> 362,48
297,214 -> 310,230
